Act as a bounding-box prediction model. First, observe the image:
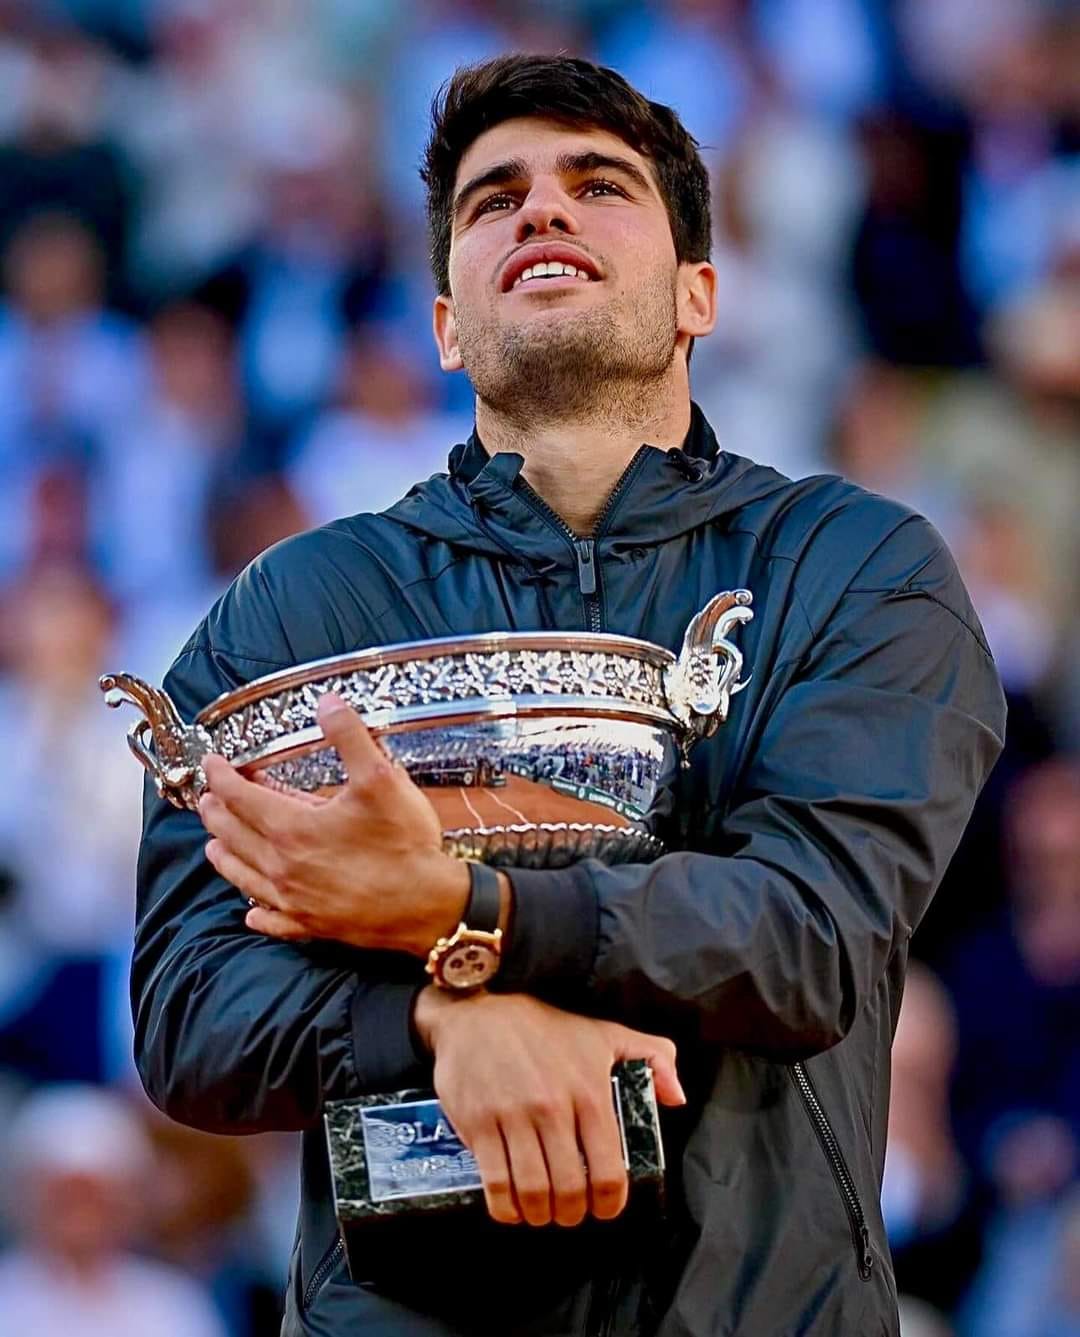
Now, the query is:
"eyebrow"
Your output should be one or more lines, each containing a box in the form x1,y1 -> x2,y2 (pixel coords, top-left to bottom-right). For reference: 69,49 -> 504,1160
452,150 -> 655,220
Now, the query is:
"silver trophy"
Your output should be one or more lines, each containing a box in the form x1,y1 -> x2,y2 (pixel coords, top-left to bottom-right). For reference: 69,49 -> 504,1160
103,592 -> 752,1252
101,590 -> 752,870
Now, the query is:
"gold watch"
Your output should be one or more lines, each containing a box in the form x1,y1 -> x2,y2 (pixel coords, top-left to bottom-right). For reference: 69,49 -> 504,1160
425,862 -> 503,993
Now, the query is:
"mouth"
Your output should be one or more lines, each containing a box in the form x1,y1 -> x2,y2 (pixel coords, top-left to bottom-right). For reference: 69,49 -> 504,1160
500,244 -> 602,293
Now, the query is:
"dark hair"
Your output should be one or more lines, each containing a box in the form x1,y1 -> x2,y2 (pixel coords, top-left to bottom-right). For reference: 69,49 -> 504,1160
421,54 -> 712,297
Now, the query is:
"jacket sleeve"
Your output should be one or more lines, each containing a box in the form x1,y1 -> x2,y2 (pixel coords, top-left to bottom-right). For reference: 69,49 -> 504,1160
494,525 -> 1007,1060
132,615 -> 430,1135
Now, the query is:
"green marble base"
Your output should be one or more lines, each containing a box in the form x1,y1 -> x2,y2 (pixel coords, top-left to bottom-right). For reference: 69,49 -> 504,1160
325,1059 -> 665,1276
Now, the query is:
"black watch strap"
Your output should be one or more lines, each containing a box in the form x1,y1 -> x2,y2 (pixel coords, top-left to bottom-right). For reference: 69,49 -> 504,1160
465,860 -> 502,934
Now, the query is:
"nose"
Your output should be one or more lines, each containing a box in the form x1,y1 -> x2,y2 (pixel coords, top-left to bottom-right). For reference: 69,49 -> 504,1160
514,178 -> 581,242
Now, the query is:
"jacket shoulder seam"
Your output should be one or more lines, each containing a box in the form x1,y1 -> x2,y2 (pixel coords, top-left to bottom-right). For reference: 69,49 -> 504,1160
173,642 -> 296,671
365,557 -> 474,631
721,528 -> 816,638
843,585 -> 993,660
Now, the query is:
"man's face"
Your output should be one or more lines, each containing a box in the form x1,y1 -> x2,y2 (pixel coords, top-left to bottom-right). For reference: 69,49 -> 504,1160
433,118 -> 712,421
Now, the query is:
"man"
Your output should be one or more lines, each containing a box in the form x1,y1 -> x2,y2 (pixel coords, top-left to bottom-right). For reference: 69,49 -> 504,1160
134,55 -> 1006,1336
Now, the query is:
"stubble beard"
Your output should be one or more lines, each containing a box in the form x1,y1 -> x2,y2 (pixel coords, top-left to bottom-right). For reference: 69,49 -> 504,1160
455,271 -> 680,432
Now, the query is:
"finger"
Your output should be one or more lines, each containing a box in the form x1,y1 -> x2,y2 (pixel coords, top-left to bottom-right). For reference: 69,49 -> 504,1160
467,1127 -> 521,1226
204,837 -> 285,909
576,1090 -> 629,1221
317,695 -> 394,795
499,1115 -> 553,1227
198,793 -> 279,877
535,1117 -> 588,1228
611,1029 -> 686,1107
202,753 -> 297,837
245,905 -> 311,941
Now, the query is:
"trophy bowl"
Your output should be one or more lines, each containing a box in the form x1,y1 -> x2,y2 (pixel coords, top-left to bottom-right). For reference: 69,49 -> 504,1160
101,590 -> 752,869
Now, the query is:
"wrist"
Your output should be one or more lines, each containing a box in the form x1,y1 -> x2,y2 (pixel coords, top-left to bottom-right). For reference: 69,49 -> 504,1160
401,854 -> 470,957
412,982 -> 476,1053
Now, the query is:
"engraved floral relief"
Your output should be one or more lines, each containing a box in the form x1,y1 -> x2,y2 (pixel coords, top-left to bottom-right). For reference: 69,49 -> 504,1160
202,648 -> 670,766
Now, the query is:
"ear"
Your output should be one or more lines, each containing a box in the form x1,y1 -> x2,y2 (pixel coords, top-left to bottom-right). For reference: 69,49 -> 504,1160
433,293 -> 464,372
676,261 -> 717,343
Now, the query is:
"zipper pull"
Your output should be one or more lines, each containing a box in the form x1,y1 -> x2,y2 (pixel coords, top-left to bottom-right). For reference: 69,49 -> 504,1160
575,539 -> 597,596
858,1226 -> 873,1279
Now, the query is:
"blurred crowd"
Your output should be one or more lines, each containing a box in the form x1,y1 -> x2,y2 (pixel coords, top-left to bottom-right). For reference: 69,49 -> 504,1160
0,0 -> 1077,1333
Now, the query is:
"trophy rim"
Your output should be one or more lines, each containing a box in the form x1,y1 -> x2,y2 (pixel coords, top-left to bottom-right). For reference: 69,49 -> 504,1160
195,629 -> 676,729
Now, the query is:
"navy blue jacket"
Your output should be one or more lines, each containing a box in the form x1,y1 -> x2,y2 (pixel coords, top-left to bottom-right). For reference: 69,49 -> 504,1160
134,406 -> 1005,1336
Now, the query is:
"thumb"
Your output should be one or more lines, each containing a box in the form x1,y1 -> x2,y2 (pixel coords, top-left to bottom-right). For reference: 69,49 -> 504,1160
316,693 -> 387,791
609,1026 -> 686,1108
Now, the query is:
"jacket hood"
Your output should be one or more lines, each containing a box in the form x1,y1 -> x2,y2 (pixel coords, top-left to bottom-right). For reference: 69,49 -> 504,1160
382,403 -> 791,569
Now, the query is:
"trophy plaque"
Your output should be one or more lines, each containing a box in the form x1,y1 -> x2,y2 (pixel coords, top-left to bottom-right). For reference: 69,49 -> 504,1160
324,1060 -> 664,1277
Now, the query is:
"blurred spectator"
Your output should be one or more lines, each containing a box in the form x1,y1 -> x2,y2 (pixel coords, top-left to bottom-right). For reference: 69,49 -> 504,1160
93,300 -> 242,607
884,964 -> 984,1314
206,472 -> 310,586
936,762 -> 1080,1337
0,210 -> 149,580
196,84 -> 389,449
693,98 -> 864,476
287,328 -> 472,524
146,1116 -> 289,1336
895,1 -> 1080,322
918,268 -> 1080,692
944,761 -> 1080,1189
829,361 -> 961,541
0,1083 -> 226,1336
850,110 -> 982,367
0,564 -> 142,954
113,2 -> 262,302
0,18 -> 132,292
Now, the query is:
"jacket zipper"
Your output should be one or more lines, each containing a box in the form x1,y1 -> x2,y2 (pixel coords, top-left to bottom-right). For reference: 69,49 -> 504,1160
302,1235 -> 344,1310
515,446 -> 650,634
790,1064 -> 874,1280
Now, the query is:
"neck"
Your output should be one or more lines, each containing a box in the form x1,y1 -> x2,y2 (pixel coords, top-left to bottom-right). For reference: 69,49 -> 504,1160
474,369 -> 692,536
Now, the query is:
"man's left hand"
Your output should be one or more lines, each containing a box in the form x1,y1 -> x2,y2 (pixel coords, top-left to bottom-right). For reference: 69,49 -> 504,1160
198,694 -> 469,954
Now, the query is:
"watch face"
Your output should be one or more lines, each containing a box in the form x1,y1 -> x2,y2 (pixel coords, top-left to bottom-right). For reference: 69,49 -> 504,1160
440,939 -> 500,990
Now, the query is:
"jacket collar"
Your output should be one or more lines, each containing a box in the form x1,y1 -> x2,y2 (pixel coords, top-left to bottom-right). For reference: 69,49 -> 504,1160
386,403 -> 785,562
447,401 -> 720,490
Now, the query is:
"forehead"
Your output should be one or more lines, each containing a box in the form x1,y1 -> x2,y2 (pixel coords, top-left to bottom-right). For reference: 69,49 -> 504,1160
454,117 -> 660,193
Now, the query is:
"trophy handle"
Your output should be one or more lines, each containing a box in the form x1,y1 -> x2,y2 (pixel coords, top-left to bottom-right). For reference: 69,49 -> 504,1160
663,590 -> 753,757
99,672 -> 210,810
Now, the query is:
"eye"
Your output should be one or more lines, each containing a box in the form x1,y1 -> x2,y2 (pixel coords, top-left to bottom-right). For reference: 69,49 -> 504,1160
581,178 -> 626,198
475,192 -> 517,216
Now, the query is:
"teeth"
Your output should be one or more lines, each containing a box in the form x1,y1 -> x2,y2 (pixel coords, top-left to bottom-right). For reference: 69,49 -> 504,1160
511,261 -> 594,288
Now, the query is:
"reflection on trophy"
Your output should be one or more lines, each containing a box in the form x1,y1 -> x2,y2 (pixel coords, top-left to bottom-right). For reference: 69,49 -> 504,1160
100,589 -> 752,870
100,589 -> 752,1255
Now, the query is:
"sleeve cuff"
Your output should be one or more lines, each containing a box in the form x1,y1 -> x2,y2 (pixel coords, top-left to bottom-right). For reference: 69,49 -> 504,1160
349,979 -> 432,1093
492,862 -> 600,993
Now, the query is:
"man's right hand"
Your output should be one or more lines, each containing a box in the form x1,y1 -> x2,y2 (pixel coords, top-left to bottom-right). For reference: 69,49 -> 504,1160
412,987 -> 685,1229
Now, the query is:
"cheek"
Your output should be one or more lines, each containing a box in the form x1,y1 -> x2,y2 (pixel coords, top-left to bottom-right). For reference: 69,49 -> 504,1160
448,233 -> 500,309
601,218 -> 677,282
